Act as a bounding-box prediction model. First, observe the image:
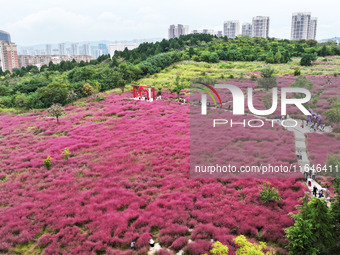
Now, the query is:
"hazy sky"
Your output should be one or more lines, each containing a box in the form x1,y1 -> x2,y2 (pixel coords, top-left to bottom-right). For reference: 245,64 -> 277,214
0,0 -> 339,45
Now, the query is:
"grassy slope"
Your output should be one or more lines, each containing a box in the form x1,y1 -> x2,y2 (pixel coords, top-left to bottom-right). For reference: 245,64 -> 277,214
123,56 -> 340,92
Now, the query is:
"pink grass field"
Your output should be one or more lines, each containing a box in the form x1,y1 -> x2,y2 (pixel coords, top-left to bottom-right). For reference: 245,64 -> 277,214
0,90 -> 310,255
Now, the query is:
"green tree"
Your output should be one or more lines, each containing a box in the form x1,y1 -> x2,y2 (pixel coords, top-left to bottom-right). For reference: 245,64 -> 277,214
257,65 -> 277,91
47,103 -> 64,123
36,81 -> 68,107
330,194 -> 340,240
0,85 -> 9,96
319,45 -> 327,57
300,53 -> 317,66
172,75 -> 185,98
14,93 -> 28,110
286,196 -> 336,255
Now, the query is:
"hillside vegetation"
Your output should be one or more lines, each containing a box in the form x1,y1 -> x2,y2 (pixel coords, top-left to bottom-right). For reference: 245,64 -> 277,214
1,34 -> 340,111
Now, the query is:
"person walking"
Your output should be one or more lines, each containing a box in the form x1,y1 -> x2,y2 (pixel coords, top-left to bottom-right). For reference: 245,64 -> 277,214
319,189 -> 324,198
313,186 -> 318,197
149,238 -> 155,248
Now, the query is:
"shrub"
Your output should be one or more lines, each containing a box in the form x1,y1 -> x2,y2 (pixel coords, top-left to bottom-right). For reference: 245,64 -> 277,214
170,237 -> 188,251
67,90 -> 78,102
250,74 -> 257,81
61,148 -> 70,160
44,156 -> 53,169
300,53 -> 317,66
210,241 -> 229,255
184,240 -> 211,255
293,67 -> 301,76
83,83 -> 95,96
257,66 -> 277,91
233,235 -> 270,255
260,183 -> 281,203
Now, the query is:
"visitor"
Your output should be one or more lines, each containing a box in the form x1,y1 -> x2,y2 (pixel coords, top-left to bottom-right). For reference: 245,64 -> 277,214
319,190 -> 324,198
149,238 -> 155,248
299,151 -> 302,160
326,76 -> 332,85
131,242 -> 135,250
313,186 -> 318,197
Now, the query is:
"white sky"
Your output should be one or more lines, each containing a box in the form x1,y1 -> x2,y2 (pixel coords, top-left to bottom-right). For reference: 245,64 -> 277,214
0,0 -> 339,45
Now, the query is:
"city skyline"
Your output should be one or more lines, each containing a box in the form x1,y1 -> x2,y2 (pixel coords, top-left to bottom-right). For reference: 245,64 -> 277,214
0,0 -> 339,45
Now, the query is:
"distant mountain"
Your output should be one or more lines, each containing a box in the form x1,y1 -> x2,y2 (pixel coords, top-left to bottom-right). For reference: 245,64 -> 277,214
319,37 -> 340,43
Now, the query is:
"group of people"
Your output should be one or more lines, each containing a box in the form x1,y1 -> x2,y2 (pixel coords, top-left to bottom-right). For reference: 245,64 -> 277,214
130,239 -> 155,250
311,183 -> 331,202
134,95 -> 162,101
177,97 -> 186,104
312,185 -> 325,198
312,185 -> 330,202
135,96 -> 149,101
307,109 -> 324,132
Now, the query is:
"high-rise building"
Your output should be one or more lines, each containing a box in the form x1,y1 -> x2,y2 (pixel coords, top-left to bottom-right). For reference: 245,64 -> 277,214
83,44 -> 91,56
223,21 -> 240,39
308,17 -> 318,40
46,44 -> 52,55
0,41 -> 19,72
291,13 -> 317,40
252,16 -> 270,38
59,43 -> 66,55
168,24 -> 189,39
0,30 -> 11,42
71,43 -> 79,56
242,23 -> 252,36
168,25 -> 175,39
93,49 -> 103,59
291,13 -> 311,40
98,43 -> 108,55
216,31 -> 223,37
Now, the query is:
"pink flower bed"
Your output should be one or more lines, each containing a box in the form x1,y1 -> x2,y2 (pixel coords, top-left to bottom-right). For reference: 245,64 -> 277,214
0,92 -> 307,254
307,132 -> 340,166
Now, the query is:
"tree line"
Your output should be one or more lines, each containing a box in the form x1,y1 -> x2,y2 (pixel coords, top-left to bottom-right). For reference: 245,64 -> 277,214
1,34 -> 340,110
